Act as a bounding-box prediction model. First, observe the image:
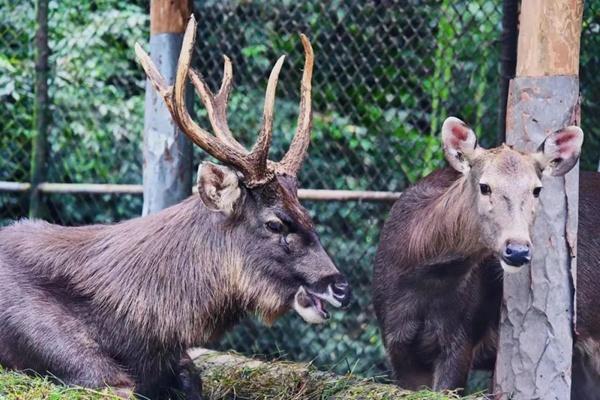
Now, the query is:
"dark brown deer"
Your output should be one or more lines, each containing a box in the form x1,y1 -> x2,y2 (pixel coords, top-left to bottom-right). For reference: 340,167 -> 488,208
373,116 -> 600,396
0,17 -> 351,399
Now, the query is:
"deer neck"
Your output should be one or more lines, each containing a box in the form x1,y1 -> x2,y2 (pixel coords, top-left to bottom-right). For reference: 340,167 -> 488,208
407,175 -> 486,266
119,197 -> 288,344
77,195 -> 249,346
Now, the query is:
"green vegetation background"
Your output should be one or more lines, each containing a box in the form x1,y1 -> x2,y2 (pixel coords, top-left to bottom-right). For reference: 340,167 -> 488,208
0,0 -> 598,379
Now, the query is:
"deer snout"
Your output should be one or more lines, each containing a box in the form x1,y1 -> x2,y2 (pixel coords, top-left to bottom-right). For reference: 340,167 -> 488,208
309,274 -> 352,309
331,275 -> 352,309
502,241 -> 531,268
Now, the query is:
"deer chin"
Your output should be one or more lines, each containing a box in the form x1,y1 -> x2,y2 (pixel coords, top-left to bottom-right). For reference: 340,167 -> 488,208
500,259 -> 528,274
292,286 -> 336,324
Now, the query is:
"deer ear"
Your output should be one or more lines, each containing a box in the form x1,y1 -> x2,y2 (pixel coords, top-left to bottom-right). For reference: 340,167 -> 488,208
441,117 -> 482,174
534,126 -> 584,176
197,162 -> 243,215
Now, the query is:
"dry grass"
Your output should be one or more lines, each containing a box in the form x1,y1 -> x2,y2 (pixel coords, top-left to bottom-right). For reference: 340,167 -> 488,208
0,368 -> 125,400
196,349 -> 485,400
0,350 -> 486,400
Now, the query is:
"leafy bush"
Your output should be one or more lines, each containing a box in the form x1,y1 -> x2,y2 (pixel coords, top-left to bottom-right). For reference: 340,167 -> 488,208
0,0 -> 598,381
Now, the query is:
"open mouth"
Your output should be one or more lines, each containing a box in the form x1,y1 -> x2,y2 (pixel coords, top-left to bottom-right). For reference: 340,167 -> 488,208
292,286 -> 344,324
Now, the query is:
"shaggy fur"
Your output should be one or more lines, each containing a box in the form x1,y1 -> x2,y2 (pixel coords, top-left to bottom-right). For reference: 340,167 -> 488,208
373,168 -> 600,397
0,174 -> 348,399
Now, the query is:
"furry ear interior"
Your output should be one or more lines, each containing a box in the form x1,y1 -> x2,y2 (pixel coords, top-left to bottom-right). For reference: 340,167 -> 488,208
441,117 -> 482,173
197,162 -> 243,215
534,126 -> 584,176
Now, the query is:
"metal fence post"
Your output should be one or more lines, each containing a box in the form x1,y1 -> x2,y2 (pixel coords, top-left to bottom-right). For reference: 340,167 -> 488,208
29,0 -> 49,219
494,1 -> 584,398
496,0 -> 519,145
142,0 -> 193,215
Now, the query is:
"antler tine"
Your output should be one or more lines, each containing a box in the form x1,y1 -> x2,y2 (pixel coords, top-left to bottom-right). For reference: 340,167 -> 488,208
135,43 -> 173,111
136,15 -> 256,178
166,16 -> 254,176
248,55 -> 286,180
276,34 -> 314,177
188,55 -> 248,154
136,18 -> 315,186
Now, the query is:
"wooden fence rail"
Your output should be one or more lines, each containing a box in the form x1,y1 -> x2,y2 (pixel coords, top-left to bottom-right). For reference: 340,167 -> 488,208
0,181 -> 402,202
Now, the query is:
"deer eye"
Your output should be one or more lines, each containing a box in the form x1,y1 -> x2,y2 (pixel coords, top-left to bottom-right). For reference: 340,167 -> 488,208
266,220 -> 284,234
533,187 -> 542,198
479,183 -> 491,196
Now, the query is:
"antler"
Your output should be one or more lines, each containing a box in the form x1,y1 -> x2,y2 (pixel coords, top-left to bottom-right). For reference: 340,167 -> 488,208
276,34 -> 314,177
135,15 -> 314,187
188,57 -> 246,153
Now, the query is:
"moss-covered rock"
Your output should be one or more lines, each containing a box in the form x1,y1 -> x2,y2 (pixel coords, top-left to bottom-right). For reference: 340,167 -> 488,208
192,349 -> 484,400
0,350 -> 485,399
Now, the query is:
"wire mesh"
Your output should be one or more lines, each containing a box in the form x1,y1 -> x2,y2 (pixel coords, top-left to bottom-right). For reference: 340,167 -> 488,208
193,0 -> 503,376
0,0 -> 36,223
0,0 -> 598,379
581,0 -> 600,171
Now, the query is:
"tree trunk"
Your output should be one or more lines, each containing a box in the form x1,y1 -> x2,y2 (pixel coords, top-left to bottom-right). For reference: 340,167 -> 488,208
142,0 -> 193,215
494,1 -> 584,398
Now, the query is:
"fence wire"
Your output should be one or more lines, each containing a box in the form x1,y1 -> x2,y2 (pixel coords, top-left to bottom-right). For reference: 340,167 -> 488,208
0,1 -> 35,219
193,0 -> 504,376
0,0 -> 598,378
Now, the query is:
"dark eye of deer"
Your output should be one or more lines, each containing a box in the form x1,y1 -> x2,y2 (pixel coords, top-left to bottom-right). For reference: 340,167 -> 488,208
479,183 -> 491,196
266,220 -> 284,234
533,187 -> 542,198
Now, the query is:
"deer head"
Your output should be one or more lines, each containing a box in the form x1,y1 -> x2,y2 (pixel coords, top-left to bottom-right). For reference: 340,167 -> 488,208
442,117 -> 584,273
135,16 -> 350,323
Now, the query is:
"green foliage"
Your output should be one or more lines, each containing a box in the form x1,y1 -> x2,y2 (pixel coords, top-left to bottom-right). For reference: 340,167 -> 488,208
0,0 -> 599,388
0,357 -> 483,400
0,368 -> 124,400
0,1 -> 35,182
43,0 -> 147,221
47,1 -> 146,182
198,350 -> 481,400
580,0 -> 600,171
0,1 -> 36,220
195,0 -> 500,377
0,0 -> 147,225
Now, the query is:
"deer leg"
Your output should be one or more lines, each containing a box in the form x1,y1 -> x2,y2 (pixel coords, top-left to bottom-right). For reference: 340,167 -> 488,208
170,353 -> 204,400
0,292 -> 134,393
136,352 -> 204,400
572,341 -> 600,400
388,342 -> 433,390
432,338 -> 473,392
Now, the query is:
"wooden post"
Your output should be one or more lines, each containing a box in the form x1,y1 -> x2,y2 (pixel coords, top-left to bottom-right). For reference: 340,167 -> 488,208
29,0 -> 49,218
142,0 -> 193,215
494,1 -> 584,399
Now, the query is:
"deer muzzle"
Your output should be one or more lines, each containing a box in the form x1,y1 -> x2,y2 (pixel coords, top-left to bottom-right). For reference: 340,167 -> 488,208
292,276 -> 352,324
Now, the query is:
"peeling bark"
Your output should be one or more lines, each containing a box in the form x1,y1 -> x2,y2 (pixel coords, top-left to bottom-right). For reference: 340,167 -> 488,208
516,0 -> 584,77
494,76 -> 580,399
142,1 -> 193,215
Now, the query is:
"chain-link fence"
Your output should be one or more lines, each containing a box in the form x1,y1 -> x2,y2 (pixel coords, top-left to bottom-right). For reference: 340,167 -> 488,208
1,0 -> 599,378
194,0 -> 504,377
581,0 -> 600,171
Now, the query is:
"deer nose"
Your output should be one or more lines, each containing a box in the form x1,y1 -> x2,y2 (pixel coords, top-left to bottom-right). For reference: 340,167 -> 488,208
502,242 -> 531,267
331,276 -> 352,309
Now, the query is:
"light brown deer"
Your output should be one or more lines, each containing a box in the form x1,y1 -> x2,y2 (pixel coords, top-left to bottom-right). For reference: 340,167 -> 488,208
0,16 -> 350,399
